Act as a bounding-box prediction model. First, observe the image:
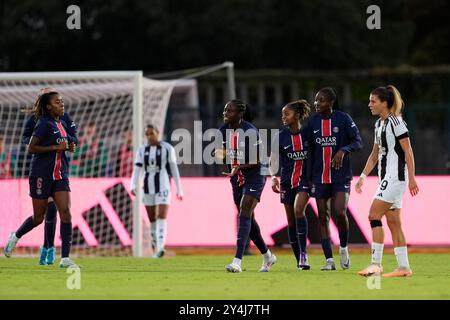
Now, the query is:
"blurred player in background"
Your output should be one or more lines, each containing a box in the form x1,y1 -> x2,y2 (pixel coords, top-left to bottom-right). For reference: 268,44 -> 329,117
21,87 -> 78,265
4,90 -> 78,268
218,99 -> 276,273
357,85 -> 418,277
270,100 -> 311,270
308,87 -> 363,271
131,125 -> 183,258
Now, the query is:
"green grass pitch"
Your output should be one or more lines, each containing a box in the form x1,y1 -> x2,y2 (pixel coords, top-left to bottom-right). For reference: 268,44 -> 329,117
1,252 -> 450,299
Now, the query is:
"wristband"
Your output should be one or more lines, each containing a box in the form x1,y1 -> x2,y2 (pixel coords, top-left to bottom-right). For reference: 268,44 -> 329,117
360,173 -> 367,180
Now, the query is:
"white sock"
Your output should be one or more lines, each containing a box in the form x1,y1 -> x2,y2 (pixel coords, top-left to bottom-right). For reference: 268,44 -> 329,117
394,246 -> 410,268
326,258 -> 334,262
150,223 -> 157,249
371,243 -> 384,265
232,258 -> 242,266
156,219 -> 167,252
263,249 -> 272,262
339,246 -> 348,253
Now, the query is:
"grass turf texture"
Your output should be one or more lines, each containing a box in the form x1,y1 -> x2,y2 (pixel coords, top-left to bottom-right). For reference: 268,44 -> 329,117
1,253 -> 449,299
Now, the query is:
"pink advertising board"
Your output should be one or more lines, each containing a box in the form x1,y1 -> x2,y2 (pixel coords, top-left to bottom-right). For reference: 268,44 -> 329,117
1,176 -> 449,247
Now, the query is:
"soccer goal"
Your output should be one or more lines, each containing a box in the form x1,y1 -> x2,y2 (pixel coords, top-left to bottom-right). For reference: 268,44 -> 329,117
0,71 -> 176,257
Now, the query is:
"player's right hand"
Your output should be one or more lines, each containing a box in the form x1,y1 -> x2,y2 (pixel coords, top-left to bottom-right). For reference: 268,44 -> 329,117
355,178 -> 364,194
68,142 -> 76,153
55,140 -> 69,151
214,148 -> 226,160
271,176 -> 280,193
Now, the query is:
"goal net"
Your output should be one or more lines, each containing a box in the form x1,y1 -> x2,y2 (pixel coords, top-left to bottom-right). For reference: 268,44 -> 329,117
0,71 -> 175,257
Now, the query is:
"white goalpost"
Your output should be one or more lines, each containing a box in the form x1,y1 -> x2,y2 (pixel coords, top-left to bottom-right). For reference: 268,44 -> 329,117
0,71 -> 176,257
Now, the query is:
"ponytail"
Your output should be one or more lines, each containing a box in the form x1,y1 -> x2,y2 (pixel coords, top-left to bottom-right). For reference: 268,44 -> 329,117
386,85 -> 404,116
371,85 -> 404,116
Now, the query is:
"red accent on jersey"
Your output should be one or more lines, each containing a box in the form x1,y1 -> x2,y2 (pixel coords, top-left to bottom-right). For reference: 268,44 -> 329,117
53,121 -> 67,180
322,119 -> 332,184
230,131 -> 245,187
291,134 -> 303,188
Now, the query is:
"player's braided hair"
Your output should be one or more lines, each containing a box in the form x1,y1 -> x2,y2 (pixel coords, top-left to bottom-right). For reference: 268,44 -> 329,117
34,91 -> 59,118
318,87 -> 339,110
227,99 -> 247,115
285,99 -> 311,120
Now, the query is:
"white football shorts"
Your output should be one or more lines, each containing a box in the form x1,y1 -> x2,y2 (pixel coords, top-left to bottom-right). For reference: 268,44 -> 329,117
142,189 -> 171,206
374,177 -> 406,209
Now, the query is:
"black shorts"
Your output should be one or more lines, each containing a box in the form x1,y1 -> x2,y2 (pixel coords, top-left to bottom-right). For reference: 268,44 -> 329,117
232,177 -> 266,205
311,182 -> 350,199
29,177 -> 70,199
280,180 -> 311,205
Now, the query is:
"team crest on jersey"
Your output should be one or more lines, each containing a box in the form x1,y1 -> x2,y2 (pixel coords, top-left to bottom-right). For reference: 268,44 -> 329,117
333,127 -> 339,133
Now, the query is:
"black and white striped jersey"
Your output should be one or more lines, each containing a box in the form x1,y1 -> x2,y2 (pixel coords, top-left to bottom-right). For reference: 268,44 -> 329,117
374,114 -> 409,181
130,141 -> 182,196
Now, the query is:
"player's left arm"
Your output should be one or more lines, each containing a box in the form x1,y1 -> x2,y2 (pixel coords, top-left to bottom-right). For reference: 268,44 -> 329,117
332,114 -> 363,169
167,144 -> 183,200
399,137 -> 419,196
268,132 -> 280,193
63,113 -> 79,145
22,116 -> 36,145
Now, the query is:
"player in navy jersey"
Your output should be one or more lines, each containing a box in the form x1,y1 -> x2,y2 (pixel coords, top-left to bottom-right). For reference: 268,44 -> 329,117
21,88 -> 78,265
307,87 -> 362,271
4,91 -> 78,268
357,85 -> 418,278
217,99 -> 277,273
270,100 -> 311,270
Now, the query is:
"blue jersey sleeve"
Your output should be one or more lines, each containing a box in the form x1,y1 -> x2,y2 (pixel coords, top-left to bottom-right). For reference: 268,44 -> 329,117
62,113 -> 78,144
341,113 -> 363,153
22,115 -> 37,145
33,119 -> 49,141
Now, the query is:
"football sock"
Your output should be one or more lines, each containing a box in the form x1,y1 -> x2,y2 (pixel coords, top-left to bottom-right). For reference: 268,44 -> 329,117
339,229 -> 349,248
60,222 -> 72,258
296,216 -> 308,254
288,226 -> 300,264
44,202 -> 57,249
150,222 -> 157,250
321,238 -> 333,259
248,218 -> 268,254
16,216 -> 35,238
156,218 -> 167,251
371,242 -> 384,265
235,215 -> 251,259
394,246 -> 410,268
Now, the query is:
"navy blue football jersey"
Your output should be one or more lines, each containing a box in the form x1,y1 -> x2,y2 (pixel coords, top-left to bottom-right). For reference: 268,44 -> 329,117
219,120 -> 263,186
29,116 -> 72,180
307,111 -> 362,184
23,112 -> 78,145
277,128 -> 309,187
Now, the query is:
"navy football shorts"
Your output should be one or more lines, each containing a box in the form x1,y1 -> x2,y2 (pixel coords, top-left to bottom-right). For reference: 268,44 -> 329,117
232,177 -> 266,204
29,177 -> 70,199
280,180 -> 311,205
311,181 -> 350,199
